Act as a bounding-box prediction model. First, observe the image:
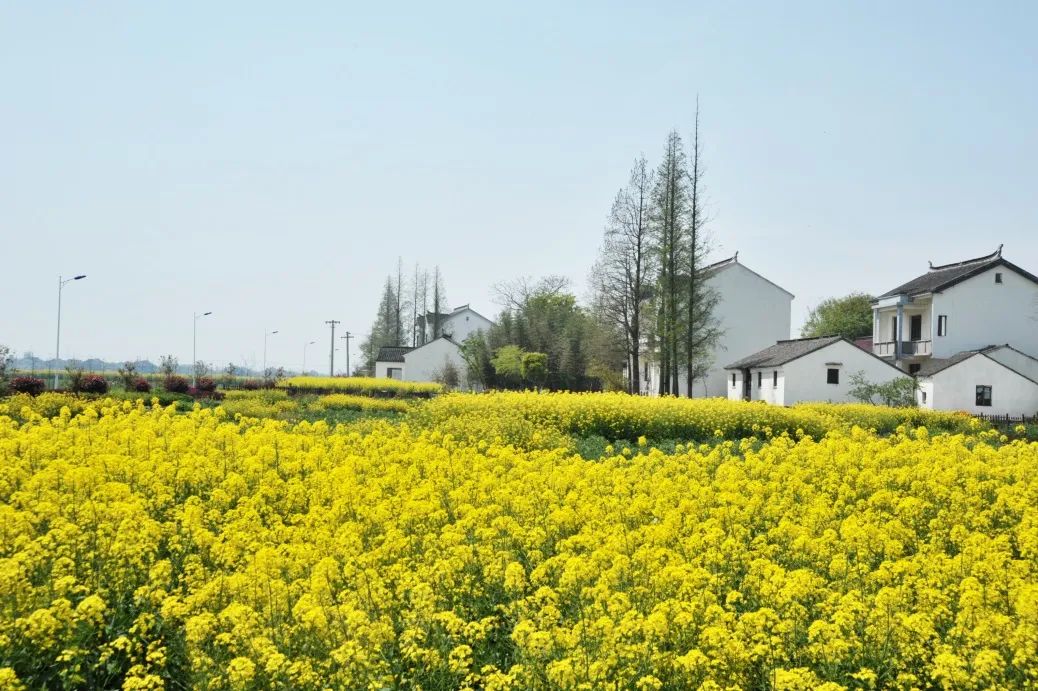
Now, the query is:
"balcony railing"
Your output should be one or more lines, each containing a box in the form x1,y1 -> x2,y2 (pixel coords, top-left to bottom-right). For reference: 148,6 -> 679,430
873,340 -> 932,357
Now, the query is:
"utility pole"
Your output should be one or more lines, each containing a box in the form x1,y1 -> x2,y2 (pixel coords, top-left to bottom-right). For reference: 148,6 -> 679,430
340,331 -> 354,377
325,320 -> 340,376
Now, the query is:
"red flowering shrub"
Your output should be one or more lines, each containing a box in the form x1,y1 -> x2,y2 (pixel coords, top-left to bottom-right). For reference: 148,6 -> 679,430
78,375 -> 109,395
240,379 -> 263,390
164,375 -> 190,394
194,377 -> 217,394
10,377 -> 45,396
133,378 -> 152,393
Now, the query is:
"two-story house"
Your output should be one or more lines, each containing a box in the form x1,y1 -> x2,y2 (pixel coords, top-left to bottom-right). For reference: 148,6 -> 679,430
640,253 -> 794,397
873,246 -> 1038,415
415,304 -> 495,346
375,304 -> 495,389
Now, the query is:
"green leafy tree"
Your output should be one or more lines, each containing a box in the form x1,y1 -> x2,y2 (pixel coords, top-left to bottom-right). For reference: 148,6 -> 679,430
849,371 -> 919,407
491,345 -> 526,388
117,361 -> 139,390
0,344 -> 13,394
801,293 -> 875,340
520,351 -> 548,390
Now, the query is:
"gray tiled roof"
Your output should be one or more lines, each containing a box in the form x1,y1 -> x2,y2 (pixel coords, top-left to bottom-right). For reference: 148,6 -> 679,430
725,336 -> 843,370
878,247 -> 1038,298
375,346 -> 414,363
915,346 -> 1000,377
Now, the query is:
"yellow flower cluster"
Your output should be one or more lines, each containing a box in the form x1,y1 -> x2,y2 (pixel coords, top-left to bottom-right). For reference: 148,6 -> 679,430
414,391 -> 977,444
0,397 -> 1034,689
278,376 -> 442,397
313,393 -> 410,414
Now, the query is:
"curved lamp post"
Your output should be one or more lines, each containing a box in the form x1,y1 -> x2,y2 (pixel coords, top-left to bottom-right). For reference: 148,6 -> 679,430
54,274 -> 87,389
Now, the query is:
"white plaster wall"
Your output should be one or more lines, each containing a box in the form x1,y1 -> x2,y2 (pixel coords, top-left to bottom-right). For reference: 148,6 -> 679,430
374,361 -> 403,379
781,340 -> 903,404
930,267 -> 1038,358
403,339 -> 468,386
438,309 -> 494,344
986,347 -> 1038,382
926,354 -> 1038,416
665,263 -> 790,398
750,367 -> 786,405
916,380 -> 935,409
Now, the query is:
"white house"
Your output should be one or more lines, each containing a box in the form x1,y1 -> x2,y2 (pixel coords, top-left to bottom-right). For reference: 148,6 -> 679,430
416,305 -> 495,346
724,336 -> 905,405
373,305 -> 494,389
915,345 -> 1038,416
641,253 -> 794,397
872,246 -> 1038,372
374,346 -> 412,380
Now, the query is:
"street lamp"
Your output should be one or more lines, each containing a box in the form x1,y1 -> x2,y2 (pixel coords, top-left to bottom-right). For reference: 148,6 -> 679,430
302,340 -> 316,374
54,274 -> 87,389
192,311 -> 213,386
263,330 -> 278,376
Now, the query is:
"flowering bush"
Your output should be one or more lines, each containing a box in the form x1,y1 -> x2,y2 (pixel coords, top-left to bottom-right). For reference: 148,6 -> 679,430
279,375 -> 442,398
77,373 -> 109,394
314,393 -> 410,413
9,376 -> 45,396
194,376 -> 217,394
164,374 -> 190,394
0,395 -> 1032,689
132,377 -> 152,392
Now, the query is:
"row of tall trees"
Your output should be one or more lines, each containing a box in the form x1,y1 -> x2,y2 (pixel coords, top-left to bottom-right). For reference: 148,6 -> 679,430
591,103 -> 722,396
358,261 -> 447,375
460,276 -> 623,391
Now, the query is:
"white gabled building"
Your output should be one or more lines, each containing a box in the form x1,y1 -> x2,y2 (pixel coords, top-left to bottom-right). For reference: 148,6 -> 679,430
416,305 -> 495,346
872,246 -> 1038,370
724,336 -> 905,405
871,245 -> 1038,417
374,346 -> 412,380
402,337 -> 471,387
374,304 -> 494,390
915,345 -> 1038,417
640,253 -> 794,397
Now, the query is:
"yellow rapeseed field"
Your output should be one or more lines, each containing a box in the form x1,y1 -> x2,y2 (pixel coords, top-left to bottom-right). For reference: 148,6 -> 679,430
0,394 -> 1035,689
278,376 -> 442,398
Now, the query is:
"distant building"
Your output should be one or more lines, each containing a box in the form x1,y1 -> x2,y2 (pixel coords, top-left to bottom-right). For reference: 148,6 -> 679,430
374,304 -> 494,389
640,253 -> 794,397
415,304 -> 495,346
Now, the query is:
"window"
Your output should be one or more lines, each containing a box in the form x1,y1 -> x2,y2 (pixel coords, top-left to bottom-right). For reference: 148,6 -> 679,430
976,385 -> 992,407
922,391 -> 927,404
937,315 -> 947,337
909,314 -> 922,341
909,363 -> 921,375
731,373 -> 736,387
757,371 -> 762,388
773,371 -> 778,386
387,367 -> 402,380
827,368 -> 839,384
995,272 -> 1003,284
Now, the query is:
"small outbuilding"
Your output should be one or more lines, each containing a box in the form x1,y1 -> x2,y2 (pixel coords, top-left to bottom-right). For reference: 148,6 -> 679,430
725,336 -> 905,405
915,345 -> 1038,416
374,346 -> 413,380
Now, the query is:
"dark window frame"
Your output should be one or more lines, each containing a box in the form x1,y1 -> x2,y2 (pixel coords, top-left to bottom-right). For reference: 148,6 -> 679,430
976,385 -> 992,407
757,371 -> 762,388
937,315 -> 947,337
773,371 -> 778,386
731,372 -> 736,387
995,272 -> 1003,284
826,368 -> 839,385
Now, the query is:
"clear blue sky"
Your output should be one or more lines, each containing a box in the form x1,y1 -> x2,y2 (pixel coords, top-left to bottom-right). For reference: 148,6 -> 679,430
3,2 -> 1036,371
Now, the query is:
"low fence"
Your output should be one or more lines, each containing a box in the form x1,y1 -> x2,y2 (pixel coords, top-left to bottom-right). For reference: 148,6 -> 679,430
975,413 -> 1037,428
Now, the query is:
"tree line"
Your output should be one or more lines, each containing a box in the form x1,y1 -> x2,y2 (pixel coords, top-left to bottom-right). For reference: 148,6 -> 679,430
357,105 -> 729,393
